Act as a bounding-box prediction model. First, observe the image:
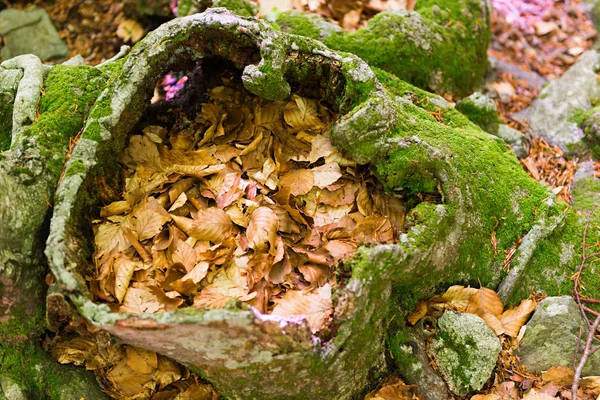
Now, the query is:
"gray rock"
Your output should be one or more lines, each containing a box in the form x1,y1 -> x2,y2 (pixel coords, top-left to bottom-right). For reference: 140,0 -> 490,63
430,311 -> 501,396
517,296 -> 600,376
516,50 -> 600,156
0,8 -> 68,62
496,124 -> 529,159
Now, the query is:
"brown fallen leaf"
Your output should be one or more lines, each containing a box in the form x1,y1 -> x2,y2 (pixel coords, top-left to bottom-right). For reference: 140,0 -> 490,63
541,366 -> 574,386
406,300 -> 428,325
500,299 -> 537,337
271,284 -> 333,333
466,287 -> 504,318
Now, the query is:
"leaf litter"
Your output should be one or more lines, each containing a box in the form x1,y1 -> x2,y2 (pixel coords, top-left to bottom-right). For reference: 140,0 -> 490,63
90,74 -> 405,336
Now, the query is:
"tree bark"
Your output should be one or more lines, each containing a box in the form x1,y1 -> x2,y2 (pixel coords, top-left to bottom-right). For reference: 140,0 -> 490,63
0,55 -> 109,399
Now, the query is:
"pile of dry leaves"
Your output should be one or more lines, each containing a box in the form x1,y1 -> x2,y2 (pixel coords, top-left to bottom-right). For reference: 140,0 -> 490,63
91,76 -> 404,335
48,330 -> 217,399
521,137 -> 579,203
291,0 -> 415,30
490,0 -> 597,80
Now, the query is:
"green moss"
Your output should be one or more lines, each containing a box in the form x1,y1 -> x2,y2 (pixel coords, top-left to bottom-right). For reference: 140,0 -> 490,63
65,160 -> 87,177
19,65 -> 108,179
275,11 -> 332,40
569,107 -> 588,125
212,0 -> 258,17
275,0 -> 491,96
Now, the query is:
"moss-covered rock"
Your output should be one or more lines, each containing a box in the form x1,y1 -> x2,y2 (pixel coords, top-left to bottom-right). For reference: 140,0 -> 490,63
455,92 -> 501,134
431,311 -> 501,396
0,67 -> 21,151
177,0 -> 258,17
516,50 -> 600,157
274,0 -> 492,97
517,296 -> 600,376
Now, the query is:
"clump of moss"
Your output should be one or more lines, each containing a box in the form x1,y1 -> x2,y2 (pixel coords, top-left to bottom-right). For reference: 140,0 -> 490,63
275,0 -> 491,96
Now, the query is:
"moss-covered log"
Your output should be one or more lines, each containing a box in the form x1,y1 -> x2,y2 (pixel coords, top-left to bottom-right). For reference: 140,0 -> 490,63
0,7 -> 599,400
36,8 -> 600,399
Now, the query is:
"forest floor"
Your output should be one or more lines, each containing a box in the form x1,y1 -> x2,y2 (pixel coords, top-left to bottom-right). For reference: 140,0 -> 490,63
3,0 -> 600,399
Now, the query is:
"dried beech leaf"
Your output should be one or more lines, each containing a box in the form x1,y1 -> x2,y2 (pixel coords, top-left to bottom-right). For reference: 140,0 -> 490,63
500,299 -> 537,337
431,285 -> 478,312
521,388 -> 558,400
247,207 -> 279,252
173,209 -> 233,243
541,366 -> 574,386
114,258 -> 138,303
466,287 -> 504,318
471,395 -> 501,400
479,312 -> 505,336
135,208 -> 170,241
312,163 -> 342,189
280,169 -> 314,196
271,284 -> 333,333
406,300 -> 428,326
126,346 -> 158,375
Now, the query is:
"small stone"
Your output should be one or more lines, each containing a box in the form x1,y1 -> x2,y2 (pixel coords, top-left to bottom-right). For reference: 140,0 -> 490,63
0,8 -> 68,62
495,124 -> 529,159
517,296 -> 600,376
515,51 -> 600,156
455,92 -> 501,135
430,311 -> 501,396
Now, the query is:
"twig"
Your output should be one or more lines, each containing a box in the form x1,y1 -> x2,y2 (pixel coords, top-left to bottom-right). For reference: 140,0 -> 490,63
572,204 -> 600,398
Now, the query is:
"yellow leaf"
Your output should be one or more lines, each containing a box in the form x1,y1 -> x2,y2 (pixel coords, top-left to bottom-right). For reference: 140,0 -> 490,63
580,376 -> 600,389
247,207 -> 279,252
125,346 -> 158,375
541,366 -> 574,386
106,359 -> 154,397
466,287 -> 504,318
500,299 -> 536,337
280,169 -> 314,196
154,356 -> 182,389
271,284 -> 333,334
